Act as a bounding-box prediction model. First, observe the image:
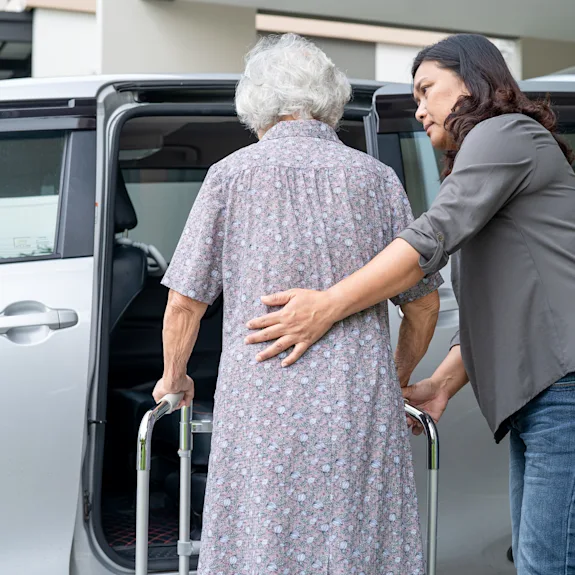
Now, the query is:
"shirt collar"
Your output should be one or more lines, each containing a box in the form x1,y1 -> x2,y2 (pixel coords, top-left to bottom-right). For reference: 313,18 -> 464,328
261,119 -> 340,143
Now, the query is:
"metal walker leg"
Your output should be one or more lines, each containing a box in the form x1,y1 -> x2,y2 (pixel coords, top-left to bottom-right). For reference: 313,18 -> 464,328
135,395 -> 436,575
177,402 -> 193,575
404,402 -> 440,575
135,394 -> 213,575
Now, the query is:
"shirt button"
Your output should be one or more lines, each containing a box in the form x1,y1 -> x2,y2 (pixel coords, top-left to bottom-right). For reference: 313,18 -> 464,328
437,232 -> 445,242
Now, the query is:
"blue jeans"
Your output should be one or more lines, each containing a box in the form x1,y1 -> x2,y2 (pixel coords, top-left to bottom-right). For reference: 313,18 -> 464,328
509,373 -> 575,574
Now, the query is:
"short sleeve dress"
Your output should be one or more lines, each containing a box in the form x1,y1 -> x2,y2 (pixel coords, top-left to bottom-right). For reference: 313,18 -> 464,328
162,119 -> 443,575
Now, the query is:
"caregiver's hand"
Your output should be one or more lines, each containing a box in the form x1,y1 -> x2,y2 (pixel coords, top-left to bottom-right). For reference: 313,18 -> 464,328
245,289 -> 338,367
402,377 -> 449,435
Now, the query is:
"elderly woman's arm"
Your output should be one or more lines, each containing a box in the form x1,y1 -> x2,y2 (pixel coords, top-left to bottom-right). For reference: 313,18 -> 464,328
152,164 -> 225,406
152,290 -> 208,407
395,291 -> 440,387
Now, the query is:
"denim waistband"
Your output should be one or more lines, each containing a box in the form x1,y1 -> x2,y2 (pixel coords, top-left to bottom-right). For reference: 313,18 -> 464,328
557,372 -> 575,384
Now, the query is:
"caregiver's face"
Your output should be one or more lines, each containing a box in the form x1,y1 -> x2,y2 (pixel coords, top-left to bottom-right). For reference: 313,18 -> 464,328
413,60 -> 469,150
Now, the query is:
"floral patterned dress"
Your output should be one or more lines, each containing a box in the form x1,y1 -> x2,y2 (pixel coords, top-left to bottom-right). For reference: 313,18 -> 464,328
161,120 -> 443,575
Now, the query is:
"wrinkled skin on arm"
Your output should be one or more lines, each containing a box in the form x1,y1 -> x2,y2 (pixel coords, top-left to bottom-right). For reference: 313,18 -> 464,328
395,290 -> 440,388
152,290 -> 208,409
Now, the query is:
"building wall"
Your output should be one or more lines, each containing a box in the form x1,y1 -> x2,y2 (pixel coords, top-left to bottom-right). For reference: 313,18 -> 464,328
491,38 -> 523,79
521,37 -> 575,78
98,0 -> 256,74
258,14 -> 522,83
32,8 -> 97,77
376,43 -> 419,83
375,37 -> 522,84
24,2 -> 575,81
259,31 -> 376,80
308,36 -> 376,81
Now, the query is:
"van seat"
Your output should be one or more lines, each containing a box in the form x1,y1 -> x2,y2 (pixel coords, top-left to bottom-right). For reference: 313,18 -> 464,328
110,172 -> 147,333
109,381 -> 214,517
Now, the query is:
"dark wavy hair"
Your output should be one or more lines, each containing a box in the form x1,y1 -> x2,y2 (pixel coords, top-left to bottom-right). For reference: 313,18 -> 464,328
412,34 -> 574,177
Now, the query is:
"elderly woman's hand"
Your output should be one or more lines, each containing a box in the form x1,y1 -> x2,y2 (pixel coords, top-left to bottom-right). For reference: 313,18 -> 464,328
152,374 -> 195,409
245,288 -> 338,366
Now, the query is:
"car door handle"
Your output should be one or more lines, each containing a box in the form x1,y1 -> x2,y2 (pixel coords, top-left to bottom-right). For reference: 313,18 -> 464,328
0,303 -> 78,335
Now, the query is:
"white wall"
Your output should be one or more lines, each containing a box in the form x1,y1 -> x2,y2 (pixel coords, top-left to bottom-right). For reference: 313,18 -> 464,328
376,38 -> 522,83
491,38 -> 522,79
32,8 -> 98,77
98,0 -> 256,74
375,43 -> 419,83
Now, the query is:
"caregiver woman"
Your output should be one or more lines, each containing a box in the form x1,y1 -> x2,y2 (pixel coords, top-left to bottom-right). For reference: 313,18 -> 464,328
245,33 -> 575,574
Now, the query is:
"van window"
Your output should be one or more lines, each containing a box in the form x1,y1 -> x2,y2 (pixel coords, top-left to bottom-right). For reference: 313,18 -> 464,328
398,132 -> 443,217
0,132 -> 65,260
378,131 -> 442,218
389,127 -> 575,219
561,131 -> 575,167
118,116 -> 369,263
122,168 -> 207,261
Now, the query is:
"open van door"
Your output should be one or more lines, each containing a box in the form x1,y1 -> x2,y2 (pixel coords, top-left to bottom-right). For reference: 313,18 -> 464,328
78,76 -> 383,574
0,105 -> 96,573
371,84 -> 514,574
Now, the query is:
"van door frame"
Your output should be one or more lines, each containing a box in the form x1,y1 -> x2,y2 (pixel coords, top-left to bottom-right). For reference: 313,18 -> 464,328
84,86 -> 241,571
83,80 -> 382,571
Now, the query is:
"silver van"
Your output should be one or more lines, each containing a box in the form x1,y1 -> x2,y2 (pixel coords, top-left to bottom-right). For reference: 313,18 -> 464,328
0,73 -> 572,575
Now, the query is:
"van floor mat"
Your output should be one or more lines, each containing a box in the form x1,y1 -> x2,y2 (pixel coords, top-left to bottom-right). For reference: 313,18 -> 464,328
114,544 -> 200,565
102,492 -> 200,552
113,545 -> 201,572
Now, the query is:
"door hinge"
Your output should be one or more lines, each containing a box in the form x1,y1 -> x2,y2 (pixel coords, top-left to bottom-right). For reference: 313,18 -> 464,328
83,490 -> 92,521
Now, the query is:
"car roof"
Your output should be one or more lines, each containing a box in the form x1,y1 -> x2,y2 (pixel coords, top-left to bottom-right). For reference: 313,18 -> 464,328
372,73 -> 575,100
2,71 -> 574,103
0,73 -> 382,103
527,73 -> 575,85
0,74 -> 240,102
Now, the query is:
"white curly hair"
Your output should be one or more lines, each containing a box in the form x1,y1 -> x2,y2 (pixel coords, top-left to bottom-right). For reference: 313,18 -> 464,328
235,33 -> 352,134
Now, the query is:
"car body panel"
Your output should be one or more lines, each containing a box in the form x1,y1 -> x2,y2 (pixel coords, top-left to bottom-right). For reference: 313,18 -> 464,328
0,258 -> 93,574
0,70 -> 571,574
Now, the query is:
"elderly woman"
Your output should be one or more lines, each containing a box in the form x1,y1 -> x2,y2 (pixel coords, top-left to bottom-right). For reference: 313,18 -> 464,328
152,34 -> 442,575
244,34 -> 575,573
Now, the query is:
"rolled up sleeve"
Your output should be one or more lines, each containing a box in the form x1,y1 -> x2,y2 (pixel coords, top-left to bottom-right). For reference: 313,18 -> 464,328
450,330 -> 461,348
398,115 -> 536,276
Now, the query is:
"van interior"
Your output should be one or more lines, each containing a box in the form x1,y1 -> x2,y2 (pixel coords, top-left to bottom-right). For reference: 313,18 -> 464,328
98,114 -> 369,571
97,106 -> 575,572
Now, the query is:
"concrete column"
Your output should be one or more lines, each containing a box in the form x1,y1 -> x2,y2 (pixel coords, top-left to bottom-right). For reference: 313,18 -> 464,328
521,37 -> 575,79
97,0 -> 256,74
32,8 -> 98,77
